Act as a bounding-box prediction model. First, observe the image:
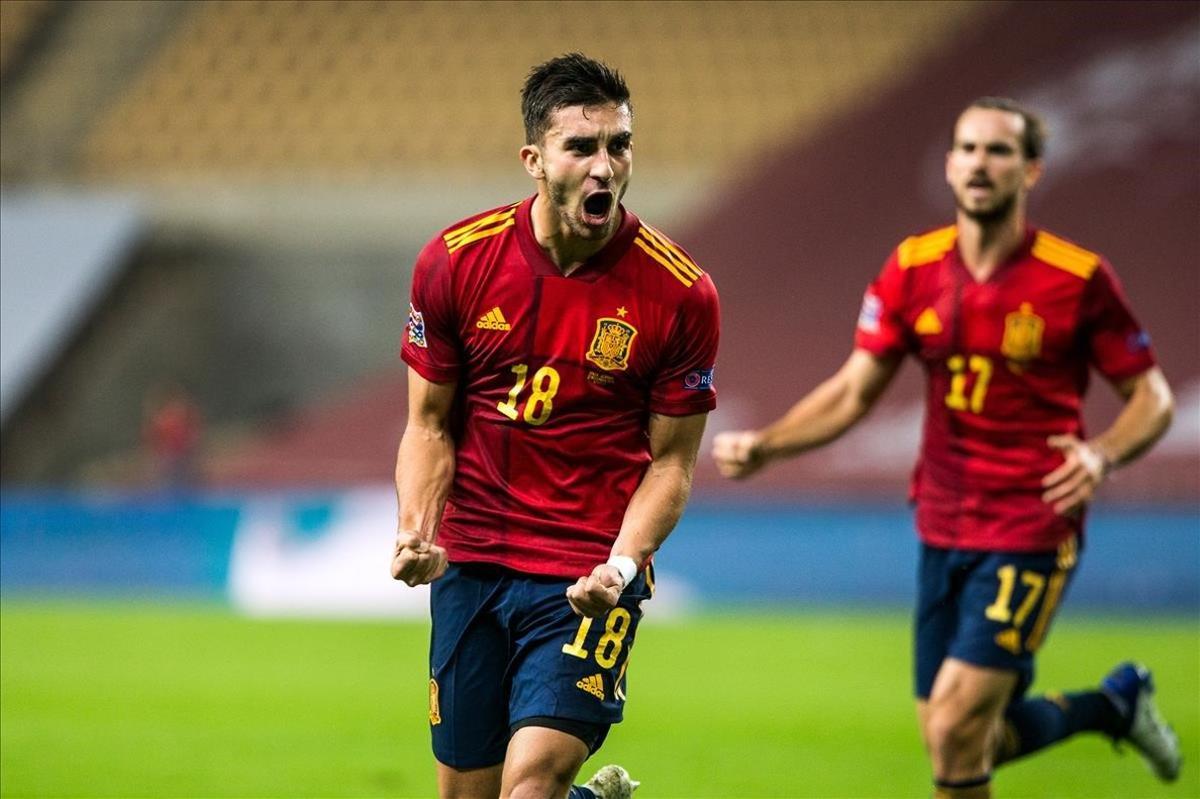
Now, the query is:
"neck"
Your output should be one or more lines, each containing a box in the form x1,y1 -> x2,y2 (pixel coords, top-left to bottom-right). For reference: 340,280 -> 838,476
530,192 -> 617,275
955,206 -> 1026,281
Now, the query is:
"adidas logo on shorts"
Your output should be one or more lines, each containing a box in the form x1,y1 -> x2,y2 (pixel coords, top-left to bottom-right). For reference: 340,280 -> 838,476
576,673 -> 605,700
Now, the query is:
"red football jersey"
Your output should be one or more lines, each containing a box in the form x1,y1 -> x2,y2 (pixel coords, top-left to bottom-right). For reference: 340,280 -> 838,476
855,225 -> 1156,552
401,197 -> 720,577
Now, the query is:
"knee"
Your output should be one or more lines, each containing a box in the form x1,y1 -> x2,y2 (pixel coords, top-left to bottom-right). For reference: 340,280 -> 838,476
925,702 -> 993,761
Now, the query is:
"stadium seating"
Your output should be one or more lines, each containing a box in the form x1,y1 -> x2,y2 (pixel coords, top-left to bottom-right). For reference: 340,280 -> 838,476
0,0 -> 52,79
81,1 -> 985,181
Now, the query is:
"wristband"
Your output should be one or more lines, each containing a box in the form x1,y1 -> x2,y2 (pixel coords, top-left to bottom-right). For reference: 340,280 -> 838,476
606,555 -> 638,589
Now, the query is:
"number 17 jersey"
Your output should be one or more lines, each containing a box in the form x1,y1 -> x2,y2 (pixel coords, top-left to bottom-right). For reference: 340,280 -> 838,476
854,225 -> 1156,553
401,197 -> 720,578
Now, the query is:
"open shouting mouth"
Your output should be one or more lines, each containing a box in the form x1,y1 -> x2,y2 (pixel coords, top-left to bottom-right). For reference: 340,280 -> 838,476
582,190 -> 614,226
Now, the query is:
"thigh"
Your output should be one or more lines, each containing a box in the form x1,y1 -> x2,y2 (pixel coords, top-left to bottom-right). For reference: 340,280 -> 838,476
429,564 -> 511,770
507,568 -> 653,752
500,726 -> 590,798
948,539 -> 1080,698
915,544 -> 973,700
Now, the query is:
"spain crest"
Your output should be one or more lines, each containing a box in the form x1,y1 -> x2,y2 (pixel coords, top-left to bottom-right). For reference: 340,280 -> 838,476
1001,302 -> 1044,364
586,317 -> 638,371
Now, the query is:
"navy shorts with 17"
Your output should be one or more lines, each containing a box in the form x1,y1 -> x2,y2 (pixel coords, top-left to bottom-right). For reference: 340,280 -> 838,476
915,536 -> 1080,700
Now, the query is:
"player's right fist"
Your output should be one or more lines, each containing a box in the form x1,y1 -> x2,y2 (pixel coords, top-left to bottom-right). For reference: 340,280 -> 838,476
390,530 -> 448,586
711,430 -> 767,479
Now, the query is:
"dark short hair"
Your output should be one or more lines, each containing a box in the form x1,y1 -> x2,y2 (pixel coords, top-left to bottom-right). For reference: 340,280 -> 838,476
957,97 -> 1046,160
521,53 -> 631,144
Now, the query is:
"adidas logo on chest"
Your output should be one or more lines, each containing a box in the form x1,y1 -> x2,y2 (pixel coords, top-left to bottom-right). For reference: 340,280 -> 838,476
476,306 -> 512,331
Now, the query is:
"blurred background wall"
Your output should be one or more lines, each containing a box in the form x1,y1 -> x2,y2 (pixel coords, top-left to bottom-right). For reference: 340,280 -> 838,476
1,0 -> 1196,612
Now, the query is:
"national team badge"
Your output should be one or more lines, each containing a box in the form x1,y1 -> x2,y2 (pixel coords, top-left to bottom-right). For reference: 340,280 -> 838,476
586,317 -> 638,371
1001,302 -> 1043,363
407,303 -> 428,349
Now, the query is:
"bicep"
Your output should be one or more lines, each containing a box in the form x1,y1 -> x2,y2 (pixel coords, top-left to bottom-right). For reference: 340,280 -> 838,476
406,367 -> 457,430
1109,366 -> 1171,404
647,411 -> 709,467
840,348 -> 902,406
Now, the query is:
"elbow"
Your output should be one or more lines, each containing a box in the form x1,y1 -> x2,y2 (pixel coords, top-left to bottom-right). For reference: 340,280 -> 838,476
1152,371 -> 1175,434
1158,390 -> 1175,435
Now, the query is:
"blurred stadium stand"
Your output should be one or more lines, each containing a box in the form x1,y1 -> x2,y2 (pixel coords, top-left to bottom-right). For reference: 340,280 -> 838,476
1,1 -> 1196,496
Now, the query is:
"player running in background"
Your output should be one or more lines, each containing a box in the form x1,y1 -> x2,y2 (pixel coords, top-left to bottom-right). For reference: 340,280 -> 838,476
393,53 -> 719,799
712,97 -> 1179,799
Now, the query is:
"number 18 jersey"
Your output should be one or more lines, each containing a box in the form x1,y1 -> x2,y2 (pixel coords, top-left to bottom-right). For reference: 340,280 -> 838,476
401,197 -> 720,578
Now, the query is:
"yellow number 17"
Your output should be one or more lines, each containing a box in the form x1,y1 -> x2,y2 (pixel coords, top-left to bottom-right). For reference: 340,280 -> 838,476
945,354 -> 992,414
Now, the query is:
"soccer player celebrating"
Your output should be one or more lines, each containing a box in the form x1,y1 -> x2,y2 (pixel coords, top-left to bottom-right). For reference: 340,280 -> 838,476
393,54 -> 719,799
712,98 -> 1180,798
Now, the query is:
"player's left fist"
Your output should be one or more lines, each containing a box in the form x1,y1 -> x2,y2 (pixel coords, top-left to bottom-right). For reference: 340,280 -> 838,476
566,564 -> 623,618
1042,434 -> 1110,516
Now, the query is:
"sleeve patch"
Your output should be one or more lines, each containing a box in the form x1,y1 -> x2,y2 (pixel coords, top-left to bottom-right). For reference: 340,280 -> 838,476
682,367 -> 714,391
857,291 -> 883,334
406,303 -> 428,348
1127,330 -> 1152,353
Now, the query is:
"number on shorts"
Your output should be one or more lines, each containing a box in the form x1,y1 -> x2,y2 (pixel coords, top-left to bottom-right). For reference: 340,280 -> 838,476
562,607 -> 633,668
985,564 -> 1068,653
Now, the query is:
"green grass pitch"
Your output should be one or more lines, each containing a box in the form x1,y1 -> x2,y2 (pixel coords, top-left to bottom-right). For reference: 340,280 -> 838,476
2,601 -> 1196,798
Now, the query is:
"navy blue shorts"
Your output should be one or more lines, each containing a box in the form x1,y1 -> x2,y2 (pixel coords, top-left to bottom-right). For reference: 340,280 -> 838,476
427,562 -> 653,769
914,536 -> 1080,700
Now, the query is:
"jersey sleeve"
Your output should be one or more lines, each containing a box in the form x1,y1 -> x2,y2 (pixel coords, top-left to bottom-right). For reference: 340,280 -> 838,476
853,251 -> 909,357
649,275 -> 720,416
1081,259 -> 1157,382
400,236 -> 462,383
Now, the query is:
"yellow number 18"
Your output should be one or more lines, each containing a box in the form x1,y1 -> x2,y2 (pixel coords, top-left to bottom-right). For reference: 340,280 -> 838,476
497,363 -> 561,426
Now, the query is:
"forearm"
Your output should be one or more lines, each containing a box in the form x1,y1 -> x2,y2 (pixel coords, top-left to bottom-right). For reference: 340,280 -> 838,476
753,350 -> 897,463
1089,368 -> 1174,470
758,375 -> 870,460
610,459 -> 694,566
395,423 -> 456,541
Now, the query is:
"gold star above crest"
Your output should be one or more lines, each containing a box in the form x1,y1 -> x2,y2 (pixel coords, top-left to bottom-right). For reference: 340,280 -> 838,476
616,306 -> 629,318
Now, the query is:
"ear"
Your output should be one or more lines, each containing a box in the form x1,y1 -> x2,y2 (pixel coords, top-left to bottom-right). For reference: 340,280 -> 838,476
944,149 -> 954,188
520,144 -> 544,180
1023,158 -> 1043,190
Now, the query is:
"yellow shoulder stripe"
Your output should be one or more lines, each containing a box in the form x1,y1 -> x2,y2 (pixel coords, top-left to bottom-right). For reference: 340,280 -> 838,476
1032,231 -> 1099,280
636,225 -> 703,287
444,203 -> 520,254
897,225 -> 957,269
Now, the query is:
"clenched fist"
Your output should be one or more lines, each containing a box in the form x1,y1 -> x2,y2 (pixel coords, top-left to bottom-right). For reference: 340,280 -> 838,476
711,429 -> 767,479
566,564 -> 624,618
390,530 -> 448,586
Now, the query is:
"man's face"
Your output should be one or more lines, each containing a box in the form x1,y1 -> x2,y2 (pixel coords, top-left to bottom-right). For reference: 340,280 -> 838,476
524,102 -> 633,241
945,107 -> 1041,223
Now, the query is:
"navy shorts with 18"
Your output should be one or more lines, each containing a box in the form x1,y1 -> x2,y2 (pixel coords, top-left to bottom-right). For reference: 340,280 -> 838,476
428,561 -> 653,769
